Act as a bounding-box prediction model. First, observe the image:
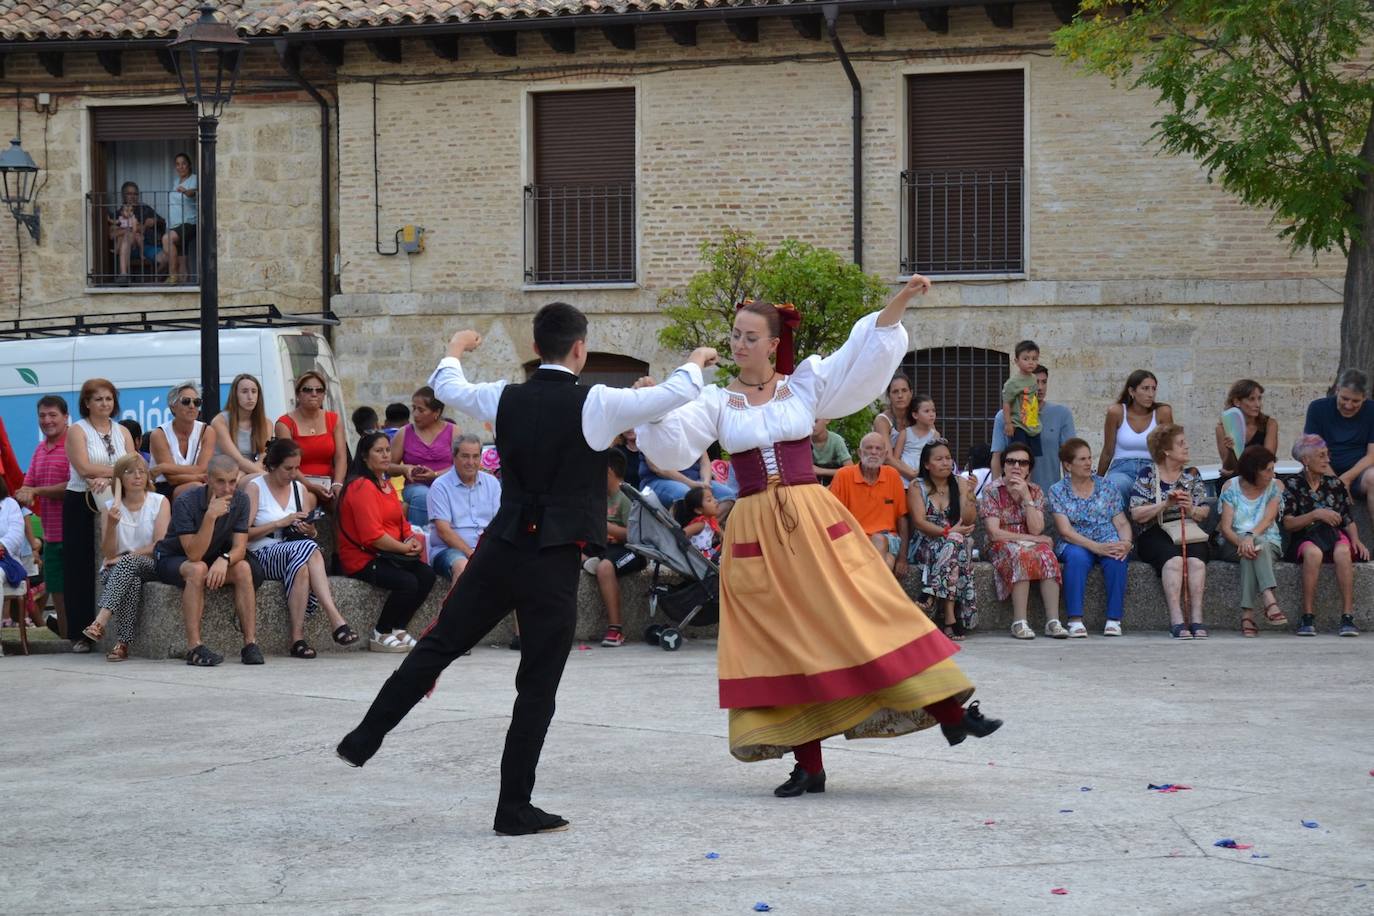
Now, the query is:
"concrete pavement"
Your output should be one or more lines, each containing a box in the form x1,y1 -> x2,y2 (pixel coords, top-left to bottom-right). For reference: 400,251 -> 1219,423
3,633 -> 1372,915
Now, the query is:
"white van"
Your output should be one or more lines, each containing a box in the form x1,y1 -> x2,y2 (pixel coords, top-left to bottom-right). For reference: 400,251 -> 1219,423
0,309 -> 344,466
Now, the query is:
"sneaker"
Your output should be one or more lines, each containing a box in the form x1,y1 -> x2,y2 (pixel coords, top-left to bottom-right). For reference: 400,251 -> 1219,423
370,630 -> 410,653
601,627 -> 625,647
1066,620 -> 1087,639
71,638 -> 94,653
1045,619 -> 1069,639
1010,620 -> 1035,640
582,556 -> 602,576
1103,620 -> 1123,637
1295,614 -> 1317,637
1339,615 -> 1360,637
240,643 -> 265,665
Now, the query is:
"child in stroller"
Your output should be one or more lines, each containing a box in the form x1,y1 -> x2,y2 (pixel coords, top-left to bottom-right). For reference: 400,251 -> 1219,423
620,484 -> 720,651
672,487 -> 722,562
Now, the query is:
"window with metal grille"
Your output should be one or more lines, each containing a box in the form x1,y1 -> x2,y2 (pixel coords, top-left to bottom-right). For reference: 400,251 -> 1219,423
523,352 -> 648,389
901,346 -> 1009,467
525,88 -> 636,285
902,70 -> 1024,276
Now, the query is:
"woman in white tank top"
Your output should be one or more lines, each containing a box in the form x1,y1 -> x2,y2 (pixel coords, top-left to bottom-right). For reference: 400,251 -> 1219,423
1097,370 -> 1175,503
150,381 -> 218,499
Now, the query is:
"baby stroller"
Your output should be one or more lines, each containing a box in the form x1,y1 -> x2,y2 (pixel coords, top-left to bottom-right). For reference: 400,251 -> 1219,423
620,483 -> 720,651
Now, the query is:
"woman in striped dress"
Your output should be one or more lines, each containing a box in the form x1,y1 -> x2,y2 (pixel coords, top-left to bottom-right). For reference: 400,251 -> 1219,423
246,439 -> 359,658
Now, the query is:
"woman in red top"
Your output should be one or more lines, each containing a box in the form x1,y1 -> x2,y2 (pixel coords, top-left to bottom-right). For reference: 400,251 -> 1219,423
338,432 -> 436,653
275,370 -> 347,507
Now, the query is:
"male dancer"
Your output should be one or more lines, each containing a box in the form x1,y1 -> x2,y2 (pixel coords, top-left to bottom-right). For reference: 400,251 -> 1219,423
338,302 -> 717,836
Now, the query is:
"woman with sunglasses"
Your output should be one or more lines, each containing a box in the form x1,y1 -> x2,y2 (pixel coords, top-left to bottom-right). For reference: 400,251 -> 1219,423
150,381 -> 217,499
978,441 -> 1064,640
63,378 -> 138,650
275,370 -> 347,508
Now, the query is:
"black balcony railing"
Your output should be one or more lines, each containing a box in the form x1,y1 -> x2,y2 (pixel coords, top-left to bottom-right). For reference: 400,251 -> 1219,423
523,182 -> 635,285
85,189 -> 199,288
901,168 -> 1024,276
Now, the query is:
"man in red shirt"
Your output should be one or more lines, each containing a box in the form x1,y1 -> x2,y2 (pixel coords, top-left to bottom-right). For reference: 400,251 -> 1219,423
829,432 -> 910,577
15,396 -> 69,633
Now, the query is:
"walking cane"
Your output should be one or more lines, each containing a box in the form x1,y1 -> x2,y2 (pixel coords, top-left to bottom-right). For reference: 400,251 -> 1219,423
1178,501 -> 1190,628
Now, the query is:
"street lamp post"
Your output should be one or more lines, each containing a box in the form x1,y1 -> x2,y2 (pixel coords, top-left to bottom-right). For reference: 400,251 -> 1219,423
0,137 -> 41,242
168,4 -> 245,422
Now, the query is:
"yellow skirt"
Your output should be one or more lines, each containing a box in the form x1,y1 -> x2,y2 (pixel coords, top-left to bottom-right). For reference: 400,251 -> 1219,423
719,482 -> 974,762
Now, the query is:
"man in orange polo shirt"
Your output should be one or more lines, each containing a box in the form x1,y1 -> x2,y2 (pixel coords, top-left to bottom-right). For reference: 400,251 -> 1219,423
829,432 -> 909,577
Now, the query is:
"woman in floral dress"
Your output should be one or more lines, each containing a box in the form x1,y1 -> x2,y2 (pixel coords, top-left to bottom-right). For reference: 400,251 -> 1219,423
909,439 -> 978,639
979,441 -> 1063,640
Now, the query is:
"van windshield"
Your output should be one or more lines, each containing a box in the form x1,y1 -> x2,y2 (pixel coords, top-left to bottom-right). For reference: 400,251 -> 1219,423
279,334 -> 345,419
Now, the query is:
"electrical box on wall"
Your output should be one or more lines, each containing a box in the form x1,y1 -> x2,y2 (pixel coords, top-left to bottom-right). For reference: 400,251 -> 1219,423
400,225 -> 425,254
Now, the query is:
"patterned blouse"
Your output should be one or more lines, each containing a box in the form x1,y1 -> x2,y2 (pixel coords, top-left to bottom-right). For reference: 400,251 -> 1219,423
1218,477 -> 1283,547
1127,464 -> 1208,537
1281,472 -> 1352,529
978,478 -> 1048,535
1048,475 -> 1123,545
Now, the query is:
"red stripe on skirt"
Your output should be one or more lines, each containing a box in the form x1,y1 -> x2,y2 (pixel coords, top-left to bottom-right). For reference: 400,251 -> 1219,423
718,628 -> 959,709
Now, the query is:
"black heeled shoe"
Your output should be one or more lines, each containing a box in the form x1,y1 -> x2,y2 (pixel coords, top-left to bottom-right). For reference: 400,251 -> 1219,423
336,730 -> 379,768
773,765 -> 826,797
941,700 -> 1004,747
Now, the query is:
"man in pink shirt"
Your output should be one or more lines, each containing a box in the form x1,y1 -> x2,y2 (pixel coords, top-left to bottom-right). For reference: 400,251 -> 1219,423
16,396 -> 70,635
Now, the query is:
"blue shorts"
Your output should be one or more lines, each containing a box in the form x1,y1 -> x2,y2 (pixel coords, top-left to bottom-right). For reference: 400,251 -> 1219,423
881,533 -> 901,556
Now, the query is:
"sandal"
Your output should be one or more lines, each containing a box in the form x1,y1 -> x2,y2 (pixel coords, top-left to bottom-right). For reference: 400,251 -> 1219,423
1262,600 -> 1288,627
1170,623 -> 1193,640
106,641 -> 130,661
185,644 -> 223,667
943,620 -> 966,642
1190,623 -> 1209,639
289,639 -> 317,659
82,619 -> 105,642
1240,616 -> 1258,638
332,624 -> 360,646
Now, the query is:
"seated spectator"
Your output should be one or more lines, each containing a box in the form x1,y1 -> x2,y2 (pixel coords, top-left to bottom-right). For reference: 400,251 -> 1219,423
212,373 -> 272,475
427,434 -> 500,580
275,371 -> 347,508
161,152 -> 197,284
0,478 -> 25,586
810,417 -> 852,486
382,402 -> 410,440
245,439 -> 359,658
1099,370 -> 1175,504
1049,438 -> 1131,638
1282,434 -> 1369,637
152,455 -> 263,667
673,485 -> 723,562
908,439 -> 977,640
992,365 -> 1077,491
150,381 -> 217,498
829,432 -> 909,575
613,429 -> 642,491
585,449 -> 648,647
79,455 -> 169,661
338,432 -> 436,653
1217,445 -> 1287,637
352,405 -> 380,439
1304,368 -> 1374,523
107,181 -> 162,284
387,386 -> 457,527
640,451 -> 736,508
1127,424 -> 1211,640
1215,379 -> 1279,479
979,441 -> 1063,639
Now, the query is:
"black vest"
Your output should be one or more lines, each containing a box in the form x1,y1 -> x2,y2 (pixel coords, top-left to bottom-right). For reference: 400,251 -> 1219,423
489,368 -> 608,550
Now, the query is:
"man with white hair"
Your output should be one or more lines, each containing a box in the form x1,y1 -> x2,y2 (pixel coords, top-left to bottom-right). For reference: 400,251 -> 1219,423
828,431 -> 910,577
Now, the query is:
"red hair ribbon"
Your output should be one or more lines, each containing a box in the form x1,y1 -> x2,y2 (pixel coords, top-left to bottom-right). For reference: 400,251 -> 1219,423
737,300 -> 803,375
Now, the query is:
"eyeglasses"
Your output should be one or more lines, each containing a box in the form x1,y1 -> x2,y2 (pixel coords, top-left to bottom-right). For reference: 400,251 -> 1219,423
1004,458 -> 1031,467
178,397 -> 203,408
299,386 -> 325,395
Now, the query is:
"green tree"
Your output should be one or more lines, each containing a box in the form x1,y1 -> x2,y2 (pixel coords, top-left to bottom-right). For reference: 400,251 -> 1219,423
1055,0 -> 1374,378
657,228 -> 893,450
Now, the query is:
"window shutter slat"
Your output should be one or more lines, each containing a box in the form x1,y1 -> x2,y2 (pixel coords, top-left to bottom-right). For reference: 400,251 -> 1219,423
92,105 -> 198,142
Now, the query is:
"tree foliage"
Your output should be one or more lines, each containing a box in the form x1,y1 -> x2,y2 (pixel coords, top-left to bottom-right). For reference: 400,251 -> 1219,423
1054,0 -> 1374,256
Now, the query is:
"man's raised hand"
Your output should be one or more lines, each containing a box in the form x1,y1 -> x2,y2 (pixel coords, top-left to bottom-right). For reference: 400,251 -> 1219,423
446,330 -> 482,359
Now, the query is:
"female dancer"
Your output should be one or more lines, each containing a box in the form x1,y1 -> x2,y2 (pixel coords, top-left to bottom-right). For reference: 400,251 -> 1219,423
637,275 -> 1002,797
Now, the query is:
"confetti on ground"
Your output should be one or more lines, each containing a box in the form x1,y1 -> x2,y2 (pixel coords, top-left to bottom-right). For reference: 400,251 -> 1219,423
1050,888 -> 1069,895
1147,783 -> 1193,793
1301,820 -> 1319,829
753,904 -> 772,912
1080,787 -> 1093,792
577,644 -> 592,651
1355,884 -> 1367,889
1251,853 -> 1270,859
1059,809 -> 1074,813
705,853 -> 720,859
983,820 -> 996,826
1214,839 -> 1254,850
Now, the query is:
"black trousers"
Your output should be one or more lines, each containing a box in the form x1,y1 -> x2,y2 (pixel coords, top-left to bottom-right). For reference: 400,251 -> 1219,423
348,556 -> 437,633
61,490 -> 98,637
352,538 -> 580,816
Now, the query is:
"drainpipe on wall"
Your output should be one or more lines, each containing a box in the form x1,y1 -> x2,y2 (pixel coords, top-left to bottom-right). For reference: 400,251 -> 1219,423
824,3 -> 862,269
275,41 -> 335,344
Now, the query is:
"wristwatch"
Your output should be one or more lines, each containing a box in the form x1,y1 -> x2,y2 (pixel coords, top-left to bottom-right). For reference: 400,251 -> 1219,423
220,552 -> 231,563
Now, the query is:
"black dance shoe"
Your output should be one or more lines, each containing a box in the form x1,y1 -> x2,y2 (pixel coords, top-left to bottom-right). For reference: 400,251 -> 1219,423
773,765 -> 826,797
940,701 -> 1004,747
493,804 -> 571,836
336,730 -> 380,768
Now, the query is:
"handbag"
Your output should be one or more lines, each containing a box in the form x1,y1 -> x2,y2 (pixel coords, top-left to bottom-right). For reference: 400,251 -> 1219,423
335,481 -> 414,569
0,548 -> 26,587
280,481 -> 316,543
1152,470 -> 1209,545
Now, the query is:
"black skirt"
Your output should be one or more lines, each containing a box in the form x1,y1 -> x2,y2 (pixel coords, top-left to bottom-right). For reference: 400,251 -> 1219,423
1136,525 -> 1210,576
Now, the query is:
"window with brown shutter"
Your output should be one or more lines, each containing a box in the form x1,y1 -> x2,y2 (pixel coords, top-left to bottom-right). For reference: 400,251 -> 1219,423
900,346 -> 1010,467
525,88 -> 636,284
902,71 -> 1024,275
524,352 -> 648,388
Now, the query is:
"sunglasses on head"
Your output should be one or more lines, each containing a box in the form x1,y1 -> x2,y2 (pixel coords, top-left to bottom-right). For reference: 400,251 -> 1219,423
299,386 -> 325,395
178,397 -> 203,408
1004,457 -> 1031,467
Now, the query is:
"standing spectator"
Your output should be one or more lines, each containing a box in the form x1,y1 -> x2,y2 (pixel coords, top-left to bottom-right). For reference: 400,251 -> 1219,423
640,452 -> 735,507
1099,369 -> 1175,504
150,381 -> 217,498
992,366 -> 1077,491
1128,424 -> 1211,640
119,419 -> 151,465
1049,438 -> 1131,637
892,394 -> 941,488
352,406 -> 380,439
829,433 -> 910,575
584,448 -> 647,647
153,456 -> 263,666
873,375 -> 935,485
275,370 -> 347,508
107,181 -> 161,284
1282,434 -> 1368,637
1215,379 -> 1279,479
161,152 -> 197,284
64,379 -> 137,649
810,417 -> 852,485
908,439 -> 977,640
1303,368 -> 1374,524
16,396 -> 70,638
979,441 -> 1063,639
79,455 -> 169,661
382,403 -> 410,440
1217,445 -> 1287,637
1001,341 -> 1042,456
245,438 -> 358,657
427,434 -> 501,580
387,386 -> 457,527
338,432 -> 436,652
613,429 -> 642,491
211,373 -> 272,475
